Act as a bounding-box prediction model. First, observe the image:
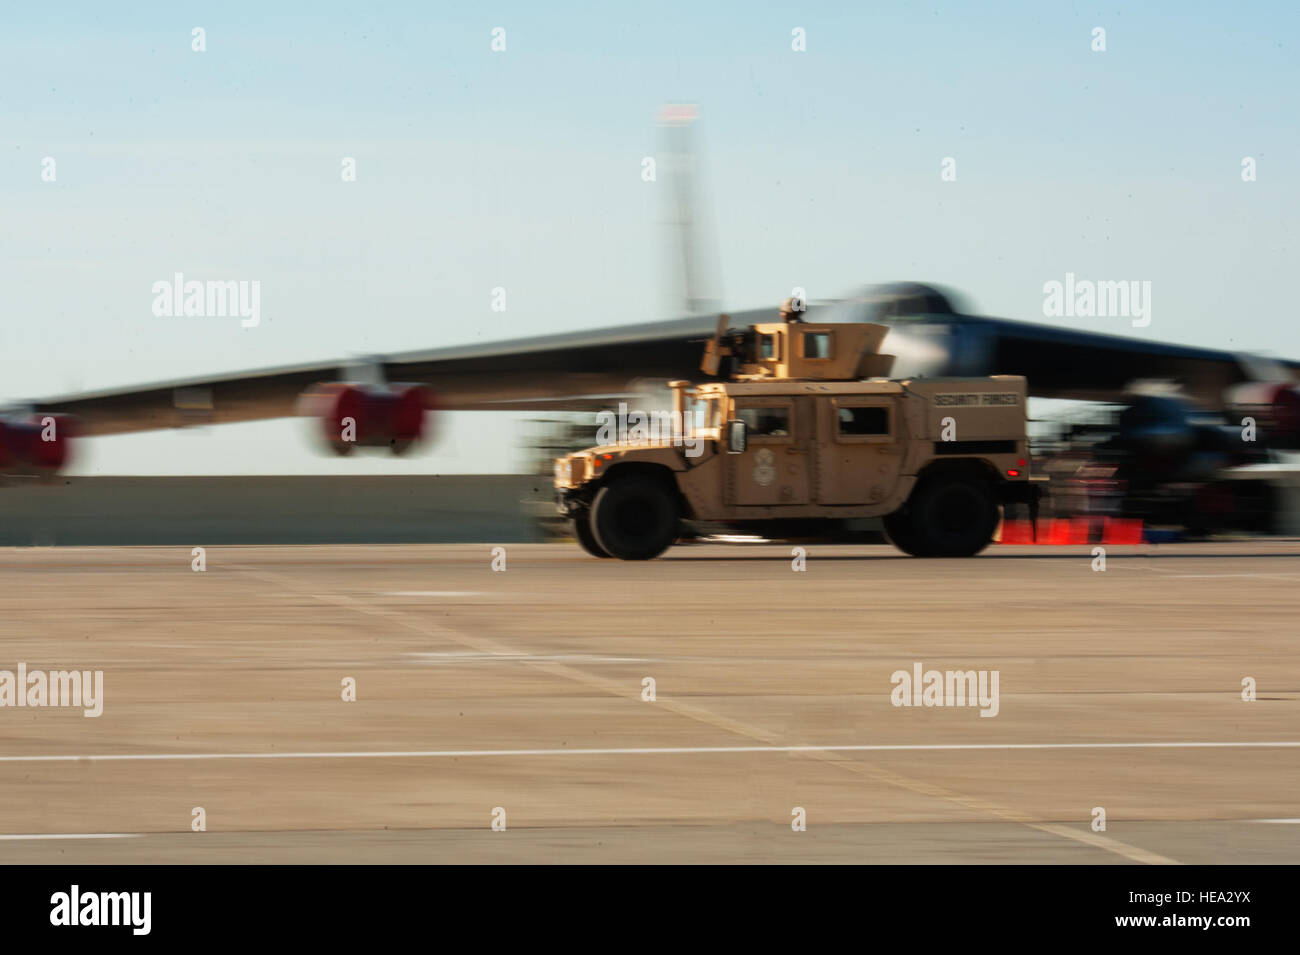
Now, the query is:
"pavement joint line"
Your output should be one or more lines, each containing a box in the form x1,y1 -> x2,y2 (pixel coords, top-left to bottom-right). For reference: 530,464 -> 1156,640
3,741 -> 1299,761
0,833 -> 142,840
224,562 -> 1191,864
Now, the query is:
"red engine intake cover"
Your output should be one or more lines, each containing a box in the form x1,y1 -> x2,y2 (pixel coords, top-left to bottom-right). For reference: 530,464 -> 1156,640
0,415 -> 74,474
1227,382 -> 1300,449
302,383 -> 433,455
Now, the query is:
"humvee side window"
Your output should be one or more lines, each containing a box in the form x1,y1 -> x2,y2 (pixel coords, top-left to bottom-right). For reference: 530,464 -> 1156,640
759,334 -> 779,360
802,331 -> 831,359
838,406 -> 889,435
739,406 -> 790,437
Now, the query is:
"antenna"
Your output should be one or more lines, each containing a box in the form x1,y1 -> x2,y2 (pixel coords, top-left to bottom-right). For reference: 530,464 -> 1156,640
658,104 -> 722,317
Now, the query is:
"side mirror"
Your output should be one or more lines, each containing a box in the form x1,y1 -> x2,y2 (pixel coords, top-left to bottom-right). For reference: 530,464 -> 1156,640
726,419 -> 747,454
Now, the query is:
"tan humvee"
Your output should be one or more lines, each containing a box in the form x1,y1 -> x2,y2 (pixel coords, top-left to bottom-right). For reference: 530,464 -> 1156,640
555,315 -> 1039,559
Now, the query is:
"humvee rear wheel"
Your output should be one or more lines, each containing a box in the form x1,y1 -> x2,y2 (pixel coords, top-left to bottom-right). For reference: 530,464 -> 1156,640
906,473 -> 999,557
571,511 -> 611,558
590,474 -> 679,560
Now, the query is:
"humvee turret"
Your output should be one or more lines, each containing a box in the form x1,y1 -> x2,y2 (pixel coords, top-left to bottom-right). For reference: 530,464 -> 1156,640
554,314 -> 1040,559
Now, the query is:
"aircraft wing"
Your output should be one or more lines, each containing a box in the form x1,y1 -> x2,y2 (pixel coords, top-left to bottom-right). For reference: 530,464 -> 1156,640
850,283 -> 1297,405
32,311 -> 763,437
29,286 -> 1296,438
961,313 -> 1298,404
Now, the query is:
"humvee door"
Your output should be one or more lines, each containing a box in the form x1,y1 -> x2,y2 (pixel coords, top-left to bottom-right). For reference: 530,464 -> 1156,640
726,396 -> 812,506
815,396 -> 905,505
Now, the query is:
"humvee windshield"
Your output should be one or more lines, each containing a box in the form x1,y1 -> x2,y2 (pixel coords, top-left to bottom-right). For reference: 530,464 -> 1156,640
690,396 -> 721,430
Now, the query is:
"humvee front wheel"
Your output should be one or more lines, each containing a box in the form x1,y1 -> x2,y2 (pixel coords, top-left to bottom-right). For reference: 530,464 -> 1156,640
882,509 -> 929,557
900,473 -> 999,557
590,474 -> 679,560
571,511 -> 611,558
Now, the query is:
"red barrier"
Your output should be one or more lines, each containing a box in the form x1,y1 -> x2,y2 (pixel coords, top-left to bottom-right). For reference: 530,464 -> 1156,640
997,520 -> 1036,544
999,517 -> 1143,545
1101,517 -> 1144,544
1046,518 -> 1090,545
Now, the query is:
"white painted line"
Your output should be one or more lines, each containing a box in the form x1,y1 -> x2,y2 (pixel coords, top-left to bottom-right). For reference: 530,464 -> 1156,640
1249,818 -> 1300,824
1127,566 -> 1300,579
382,591 -> 486,597
406,652 -> 657,664
2,741 -> 1297,763
1146,573 -> 1300,579
0,833 -> 142,840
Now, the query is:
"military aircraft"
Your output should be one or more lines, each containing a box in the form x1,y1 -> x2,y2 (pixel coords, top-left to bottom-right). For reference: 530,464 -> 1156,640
9,280 -> 1295,472
8,107 -> 1299,474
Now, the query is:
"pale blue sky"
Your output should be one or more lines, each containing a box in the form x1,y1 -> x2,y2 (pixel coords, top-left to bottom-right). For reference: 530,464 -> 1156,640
2,2 -> 1296,473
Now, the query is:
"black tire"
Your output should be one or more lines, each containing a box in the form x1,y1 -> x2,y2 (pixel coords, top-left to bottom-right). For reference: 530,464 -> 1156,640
882,508 -> 930,557
589,474 -> 680,560
570,511 -> 611,558
905,473 -> 1000,557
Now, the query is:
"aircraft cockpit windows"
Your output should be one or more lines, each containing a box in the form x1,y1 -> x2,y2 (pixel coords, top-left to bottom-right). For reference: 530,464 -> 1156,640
802,331 -> 832,360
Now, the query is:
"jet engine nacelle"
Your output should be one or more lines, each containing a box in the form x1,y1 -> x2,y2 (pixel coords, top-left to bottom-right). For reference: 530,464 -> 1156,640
297,383 -> 434,456
0,415 -> 75,475
1226,382 -> 1300,450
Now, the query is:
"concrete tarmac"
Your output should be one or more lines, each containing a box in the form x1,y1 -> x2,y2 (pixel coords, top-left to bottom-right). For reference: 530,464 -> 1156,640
0,541 -> 1297,864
